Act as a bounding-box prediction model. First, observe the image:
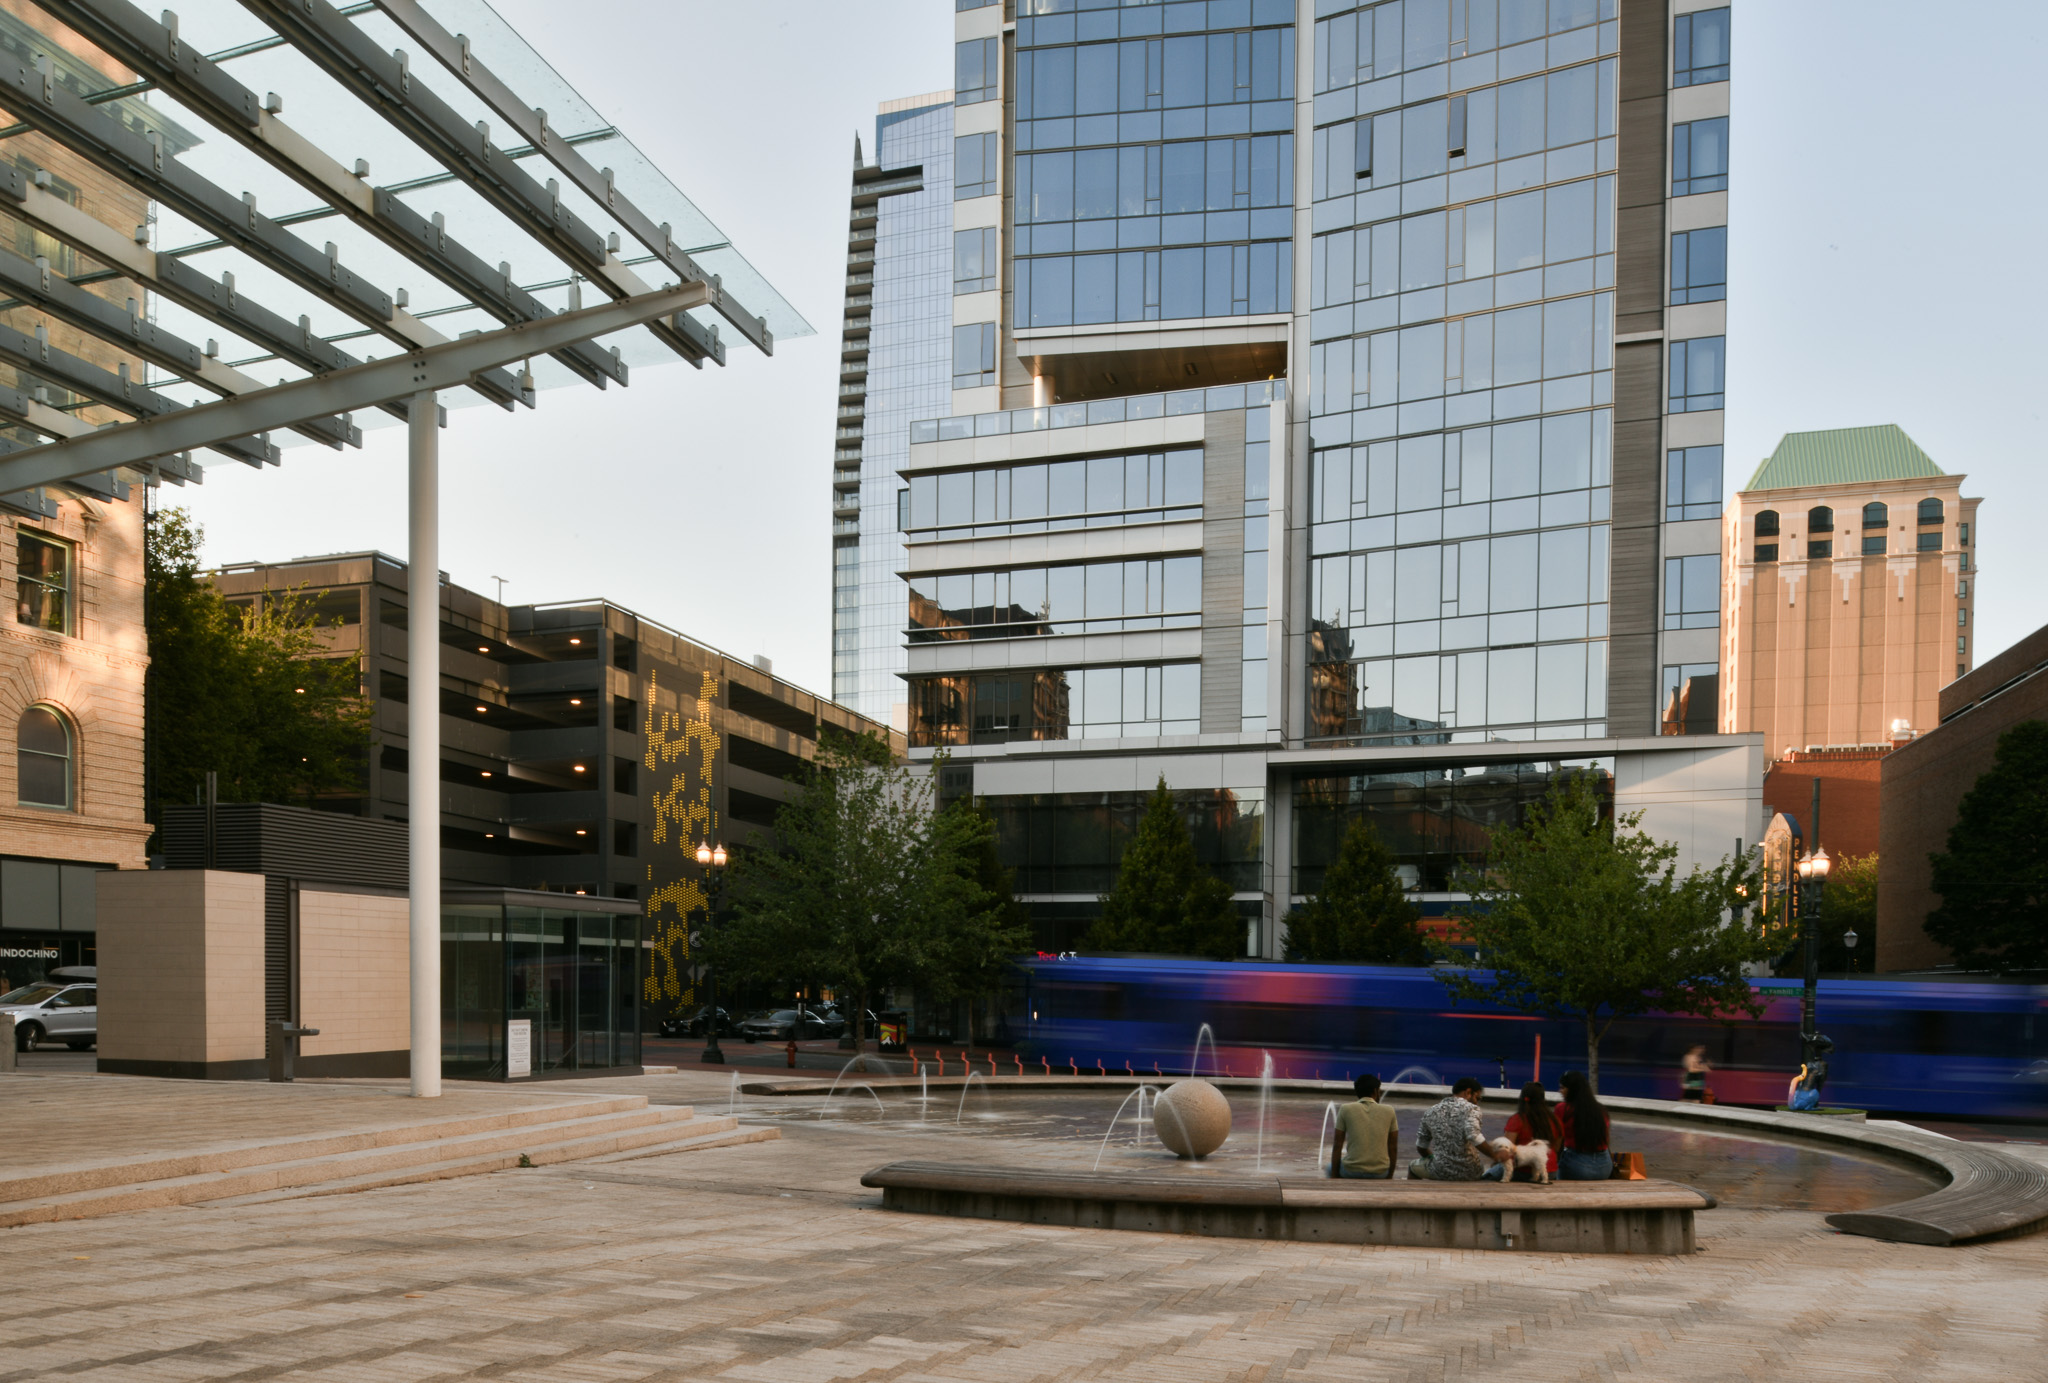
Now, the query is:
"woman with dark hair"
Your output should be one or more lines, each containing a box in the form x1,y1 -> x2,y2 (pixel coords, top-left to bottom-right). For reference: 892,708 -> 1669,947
1501,1080 -> 1558,1180
1554,1070 -> 1613,1181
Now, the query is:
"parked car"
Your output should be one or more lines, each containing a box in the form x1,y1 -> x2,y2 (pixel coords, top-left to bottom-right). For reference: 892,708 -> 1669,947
737,1008 -> 832,1042
0,982 -> 97,1051
816,1005 -> 880,1039
658,1006 -> 732,1039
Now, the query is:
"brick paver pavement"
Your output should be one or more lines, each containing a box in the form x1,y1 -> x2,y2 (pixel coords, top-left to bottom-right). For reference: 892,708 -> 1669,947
0,1073 -> 2043,1381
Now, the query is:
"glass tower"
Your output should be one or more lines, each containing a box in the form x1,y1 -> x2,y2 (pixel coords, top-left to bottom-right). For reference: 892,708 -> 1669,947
832,95 -> 957,727
847,1 -> 1745,954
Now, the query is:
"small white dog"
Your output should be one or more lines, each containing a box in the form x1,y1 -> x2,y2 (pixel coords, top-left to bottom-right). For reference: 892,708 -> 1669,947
1486,1137 -> 1552,1184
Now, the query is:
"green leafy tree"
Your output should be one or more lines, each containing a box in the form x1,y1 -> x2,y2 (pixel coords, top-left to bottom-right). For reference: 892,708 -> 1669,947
1432,772 -> 1768,1091
930,799 -> 1034,1043
1087,777 -> 1243,959
1816,852 -> 1878,972
708,731 -> 1001,1053
145,506 -> 368,816
1925,721 -> 2048,971
1286,818 -> 1426,964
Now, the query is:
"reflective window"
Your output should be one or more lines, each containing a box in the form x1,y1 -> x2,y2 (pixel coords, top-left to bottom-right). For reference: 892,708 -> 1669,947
1862,501 -> 1888,529
1861,535 -> 1886,555
954,228 -> 997,294
1673,8 -> 1731,87
908,556 -> 1202,640
1016,242 -> 1292,326
1672,118 -> 1729,196
1660,663 -> 1718,734
907,663 -> 1200,747
15,529 -> 71,634
955,132 -> 998,200
16,705 -> 70,809
1917,497 -> 1944,525
908,448 -> 1202,540
1754,509 -> 1779,536
1808,539 -> 1834,559
1667,336 -> 1724,412
1807,505 -> 1834,531
976,784 -> 1263,896
1754,543 -> 1778,564
1663,554 -> 1719,630
1917,531 -> 1941,552
952,323 -> 996,389
1670,227 -> 1726,304
956,37 -> 999,104
1665,446 -> 1722,521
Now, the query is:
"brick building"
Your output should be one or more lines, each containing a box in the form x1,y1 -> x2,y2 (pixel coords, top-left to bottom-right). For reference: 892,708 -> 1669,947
1760,747 -> 1886,862
1877,622 -> 2048,972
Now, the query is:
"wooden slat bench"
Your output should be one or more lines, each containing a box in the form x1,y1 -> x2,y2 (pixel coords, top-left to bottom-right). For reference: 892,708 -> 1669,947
860,1161 -> 1714,1255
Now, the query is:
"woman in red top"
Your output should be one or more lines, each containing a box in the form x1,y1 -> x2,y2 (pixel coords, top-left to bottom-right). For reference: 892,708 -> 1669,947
1502,1080 -> 1559,1179
1554,1070 -> 1614,1180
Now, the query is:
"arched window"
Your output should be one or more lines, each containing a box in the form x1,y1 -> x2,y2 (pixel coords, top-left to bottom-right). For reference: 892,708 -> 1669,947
1754,509 -> 1779,536
1862,502 -> 1888,529
1807,506 -> 1834,531
1918,497 -> 1944,525
17,705 -> 71,808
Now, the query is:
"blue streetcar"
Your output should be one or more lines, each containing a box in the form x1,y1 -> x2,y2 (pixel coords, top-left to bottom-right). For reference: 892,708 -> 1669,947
1016,956 -> 2048,1118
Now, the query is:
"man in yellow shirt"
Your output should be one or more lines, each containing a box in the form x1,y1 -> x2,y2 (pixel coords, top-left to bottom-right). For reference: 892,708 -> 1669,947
1328,1074 -> 1400,1178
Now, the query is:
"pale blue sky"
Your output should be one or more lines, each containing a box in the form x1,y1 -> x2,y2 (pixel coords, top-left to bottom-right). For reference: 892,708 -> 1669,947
182,0 -> 2045,697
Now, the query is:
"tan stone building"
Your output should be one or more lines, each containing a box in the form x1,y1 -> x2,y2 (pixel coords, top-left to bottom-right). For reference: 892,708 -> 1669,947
1721,425 -> 1980,757
0,0 -> 160,980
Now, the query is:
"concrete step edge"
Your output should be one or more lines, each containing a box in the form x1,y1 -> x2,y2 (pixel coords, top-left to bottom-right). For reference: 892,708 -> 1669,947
0,1109 -> 717,1226
199,1120 -> 766,1207
0,1092 -> 657,1204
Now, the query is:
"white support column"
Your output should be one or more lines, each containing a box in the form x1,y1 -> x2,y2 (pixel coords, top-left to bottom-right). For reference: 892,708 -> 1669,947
407,390 -> 442,1098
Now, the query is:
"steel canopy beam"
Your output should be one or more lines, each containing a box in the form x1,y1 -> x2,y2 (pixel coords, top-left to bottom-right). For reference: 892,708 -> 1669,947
375,0 -> 770,358
34,0 -> 673,377
0,283 -> 704,494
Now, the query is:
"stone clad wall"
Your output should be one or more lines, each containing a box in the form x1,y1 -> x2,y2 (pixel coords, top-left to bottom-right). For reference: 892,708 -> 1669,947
296,888 -> 409,1069
96,870 -> 265,1078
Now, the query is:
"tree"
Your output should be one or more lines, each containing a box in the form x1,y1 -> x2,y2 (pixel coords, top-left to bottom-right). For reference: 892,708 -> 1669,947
145,506 -> 369,816
1087,777 -> 1243,959
929,799 -> 1034,1043
1286,818 -> 1426,964
708,730 -> 1000,1054
1432,772 -> 1769,1092
1925,721 -> 2048,971
1817,852 -> 1878,972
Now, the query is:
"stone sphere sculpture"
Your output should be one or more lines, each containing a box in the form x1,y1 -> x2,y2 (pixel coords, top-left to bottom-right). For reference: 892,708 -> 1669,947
1153,1079 -> 1231,1159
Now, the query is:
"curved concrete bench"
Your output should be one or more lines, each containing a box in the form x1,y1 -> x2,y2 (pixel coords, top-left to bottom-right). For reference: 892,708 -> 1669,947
861,1160 -> 1715,1255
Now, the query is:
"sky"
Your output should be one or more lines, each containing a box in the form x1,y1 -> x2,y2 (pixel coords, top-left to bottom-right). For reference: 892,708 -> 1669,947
178,0 -> 2048,696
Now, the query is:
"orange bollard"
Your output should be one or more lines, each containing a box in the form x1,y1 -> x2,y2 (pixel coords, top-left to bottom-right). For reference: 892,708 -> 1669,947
785,1039 -> 797,1069
935,1051 -> 946,1077
1096,1059 -> 1106,1076
959,1049 -> 969,1073
1125,1061 -> 1134,1076
1153,1062 -> 1162,1076
1042,1056 -> 1051,1074
1014,1054 -> 1024,1076
1068,1057 -> 1078,1076
987,1053 -> 997,1077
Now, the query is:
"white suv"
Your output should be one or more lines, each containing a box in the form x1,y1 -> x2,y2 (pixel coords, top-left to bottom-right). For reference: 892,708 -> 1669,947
0,983 -> 97,1051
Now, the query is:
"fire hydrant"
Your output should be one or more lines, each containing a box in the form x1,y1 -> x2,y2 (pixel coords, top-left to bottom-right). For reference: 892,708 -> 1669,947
785,1038 -> 798,1069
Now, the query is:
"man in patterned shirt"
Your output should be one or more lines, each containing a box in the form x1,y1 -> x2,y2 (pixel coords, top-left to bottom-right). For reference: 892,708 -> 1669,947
1407,1077 -> 1513,1180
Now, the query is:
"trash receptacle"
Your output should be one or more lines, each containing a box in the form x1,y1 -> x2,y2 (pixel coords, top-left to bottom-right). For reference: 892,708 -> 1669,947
877,1011 -> 908,1053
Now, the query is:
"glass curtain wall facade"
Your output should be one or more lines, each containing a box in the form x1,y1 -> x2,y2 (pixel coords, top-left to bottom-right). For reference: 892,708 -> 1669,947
849,0 -> 1751,955
1305,0 -> 1621,743
834,99 -> 956,726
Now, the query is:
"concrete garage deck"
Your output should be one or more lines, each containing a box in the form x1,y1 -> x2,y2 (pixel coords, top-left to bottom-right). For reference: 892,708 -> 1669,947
863,1160 -> 1714,1254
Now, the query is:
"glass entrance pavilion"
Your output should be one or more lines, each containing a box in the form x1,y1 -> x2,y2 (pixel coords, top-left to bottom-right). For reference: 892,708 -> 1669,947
441,890 -> 643,1080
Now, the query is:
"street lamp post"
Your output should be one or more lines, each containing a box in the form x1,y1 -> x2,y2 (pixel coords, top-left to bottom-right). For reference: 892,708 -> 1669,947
1842,927 -> 1859,975
1795,846 -> 1831,1062
695,841 -> 730,1065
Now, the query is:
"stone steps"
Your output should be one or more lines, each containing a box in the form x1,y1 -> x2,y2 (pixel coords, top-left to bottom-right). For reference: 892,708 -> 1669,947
0,1096 -> 777,1227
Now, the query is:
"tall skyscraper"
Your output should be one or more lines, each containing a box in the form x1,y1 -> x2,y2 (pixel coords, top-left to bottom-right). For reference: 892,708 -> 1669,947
845,1 -> 1757,952
832,94 -> 958,728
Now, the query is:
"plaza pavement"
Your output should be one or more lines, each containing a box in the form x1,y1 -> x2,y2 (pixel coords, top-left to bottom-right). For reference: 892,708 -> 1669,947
1,1068 -> 2044,1380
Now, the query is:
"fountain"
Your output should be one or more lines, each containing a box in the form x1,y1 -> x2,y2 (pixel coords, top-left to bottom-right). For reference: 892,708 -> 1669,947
1315,1100 -> 1341,1174
728,1069 -> 743,1117
955,1070 -> 992,1124
1254,1051 -> 1274,1172
1092,1084 -> 1161,1171
1389,1064 -> 1443,1088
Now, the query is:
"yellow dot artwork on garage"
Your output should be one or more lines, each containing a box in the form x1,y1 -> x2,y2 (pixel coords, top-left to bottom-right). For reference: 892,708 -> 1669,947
641,668 -> 720,1006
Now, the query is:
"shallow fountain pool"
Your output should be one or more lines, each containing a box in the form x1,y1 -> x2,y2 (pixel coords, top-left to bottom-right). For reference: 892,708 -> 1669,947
753,1083 -> 1941,1214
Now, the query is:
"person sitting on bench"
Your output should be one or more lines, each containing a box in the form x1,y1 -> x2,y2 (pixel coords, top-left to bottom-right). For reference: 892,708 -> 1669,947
1408,1077 -> 1513,1180
1328,1073 -> 1399,1179
1554,1070 -> 1614,1180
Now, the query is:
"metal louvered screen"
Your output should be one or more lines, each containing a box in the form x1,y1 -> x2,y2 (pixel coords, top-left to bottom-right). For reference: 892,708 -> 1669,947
263,875 -> 290,1059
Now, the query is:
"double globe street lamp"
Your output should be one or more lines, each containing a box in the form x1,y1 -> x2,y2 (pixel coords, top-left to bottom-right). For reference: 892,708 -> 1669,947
695,842 -> 729,1065
1795,846 -> 1832,1063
